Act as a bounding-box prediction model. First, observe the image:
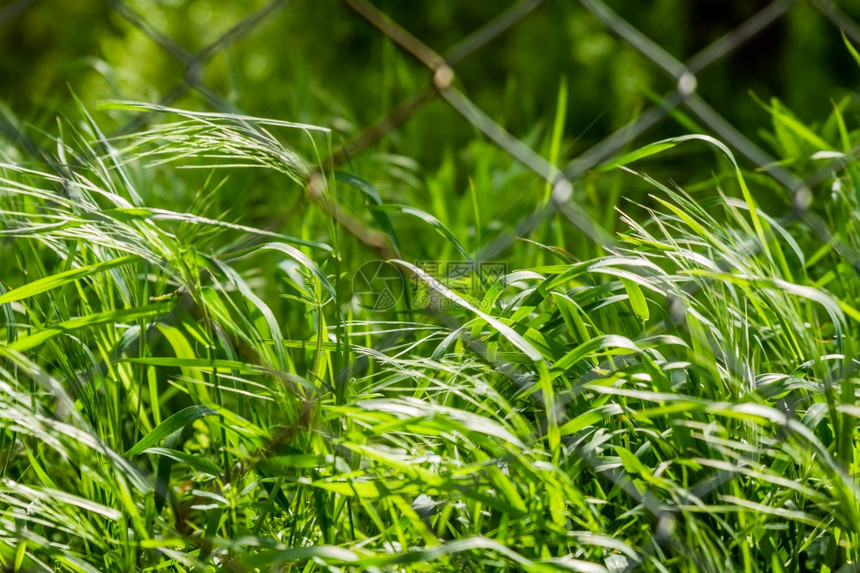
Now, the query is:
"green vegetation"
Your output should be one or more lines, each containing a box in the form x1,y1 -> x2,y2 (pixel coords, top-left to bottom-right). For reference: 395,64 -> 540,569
3,1 -> 860,572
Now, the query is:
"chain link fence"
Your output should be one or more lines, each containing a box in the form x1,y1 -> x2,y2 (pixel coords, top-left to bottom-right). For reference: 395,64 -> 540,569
2,1 -> 857,268
2,0 -> 860,567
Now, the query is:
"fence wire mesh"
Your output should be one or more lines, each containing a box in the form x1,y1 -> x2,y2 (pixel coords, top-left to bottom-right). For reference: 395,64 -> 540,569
3,0 -> 860,568
3,1 -> 858,265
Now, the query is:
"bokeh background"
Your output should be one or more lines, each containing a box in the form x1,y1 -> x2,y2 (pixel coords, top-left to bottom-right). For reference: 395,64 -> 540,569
2,0 -> 860,257
2,0 -> 858,140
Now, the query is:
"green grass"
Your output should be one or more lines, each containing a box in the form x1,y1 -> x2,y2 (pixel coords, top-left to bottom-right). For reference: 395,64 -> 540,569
2,83 -> 860,572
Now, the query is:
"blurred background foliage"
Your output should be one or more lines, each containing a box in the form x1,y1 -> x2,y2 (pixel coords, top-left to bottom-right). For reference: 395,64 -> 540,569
3,1 -> 859,145
1,0 -> 860,243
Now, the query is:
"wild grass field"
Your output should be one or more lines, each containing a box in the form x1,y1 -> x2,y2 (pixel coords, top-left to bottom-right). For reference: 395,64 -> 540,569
3,2 -> 860,572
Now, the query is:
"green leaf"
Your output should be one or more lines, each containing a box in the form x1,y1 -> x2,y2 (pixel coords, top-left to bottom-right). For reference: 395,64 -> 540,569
10,302 -> 173,352
554,293 -> 592,345
843,31 -> 860,69
125,405 -> 217,456
0,255 -> 137,304
559,404 -> 623,436
142,447 -> 221,476
621,278 -> 649,322
245,546 -> 359,567
335,171 -> 401,255
392,260 -> 542,361
551,334 -> 640,374
377,204 -> 475,269
596,140 -> 678,171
